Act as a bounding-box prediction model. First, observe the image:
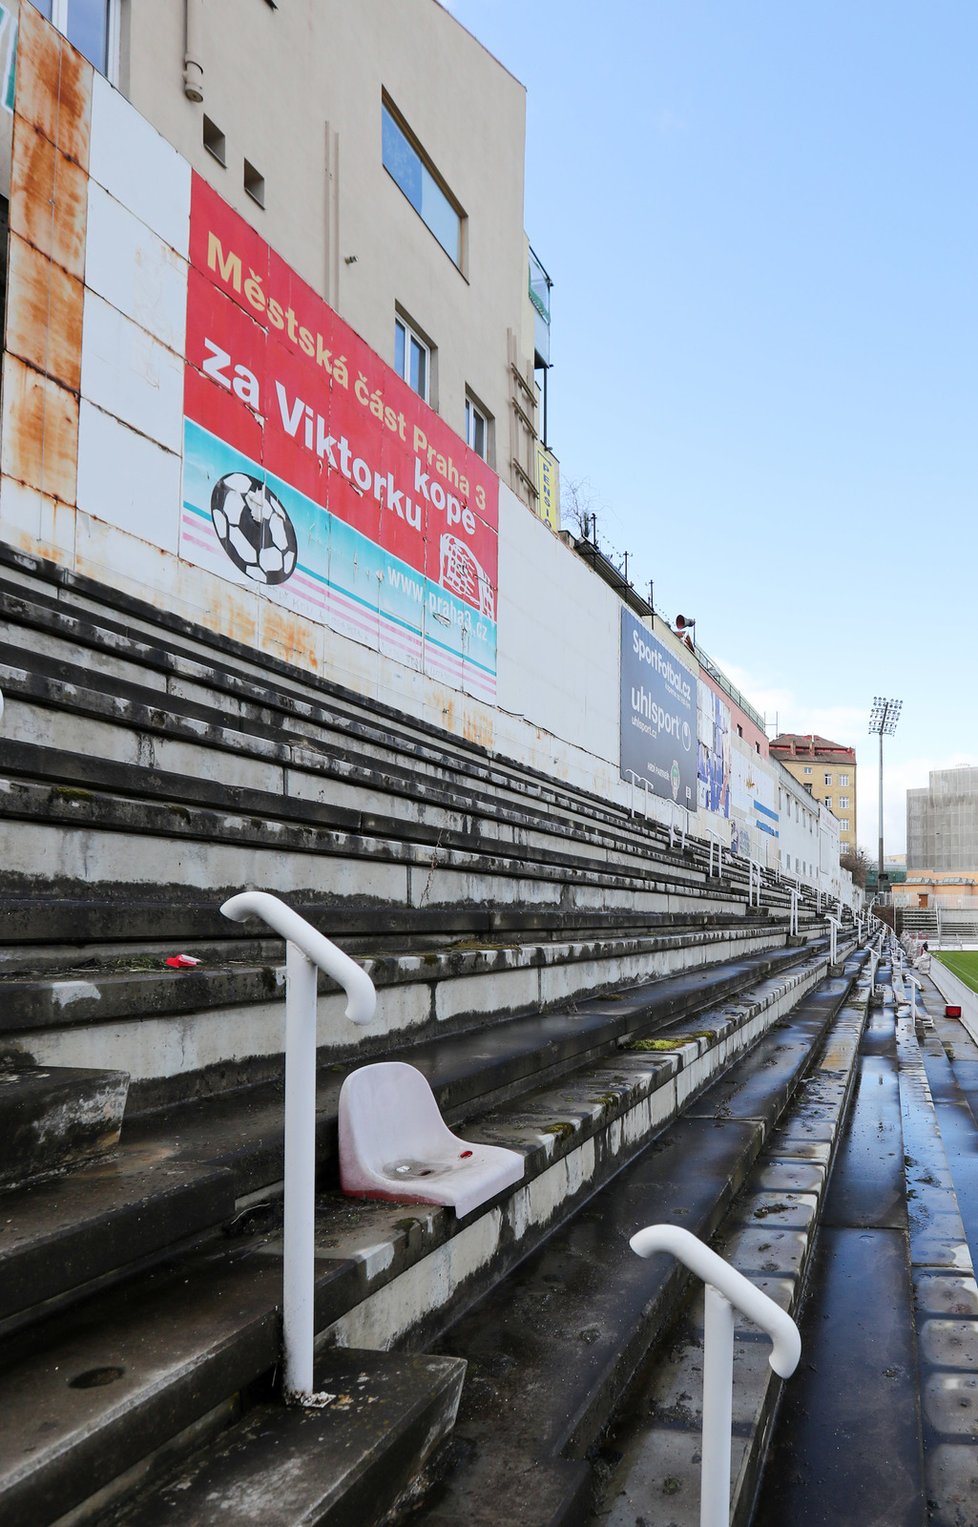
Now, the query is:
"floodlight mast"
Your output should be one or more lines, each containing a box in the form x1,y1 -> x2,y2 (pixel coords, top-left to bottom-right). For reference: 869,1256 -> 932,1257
868,696 -> 902,901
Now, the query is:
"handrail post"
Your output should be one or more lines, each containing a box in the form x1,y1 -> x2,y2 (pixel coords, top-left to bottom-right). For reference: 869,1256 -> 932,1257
827,914 -> 839,964
221,891 -> 376,1405
702,1284 -> 735,1526
630,1224 -> 800,1527
790,887 -> 799,937
907,971 -> 921,1022
284,940 -> 317,1400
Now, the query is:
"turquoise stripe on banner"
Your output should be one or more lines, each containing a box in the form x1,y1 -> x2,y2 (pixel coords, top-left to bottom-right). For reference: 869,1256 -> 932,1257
756,821 -> 779,838
753,799 -> 779,821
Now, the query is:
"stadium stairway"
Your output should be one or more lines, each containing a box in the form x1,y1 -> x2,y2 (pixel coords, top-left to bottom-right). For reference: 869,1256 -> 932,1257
0,547 -> 860,1524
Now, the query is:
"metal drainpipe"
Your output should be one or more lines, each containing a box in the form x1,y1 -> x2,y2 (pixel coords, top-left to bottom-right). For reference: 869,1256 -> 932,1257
184,0 -> 204,102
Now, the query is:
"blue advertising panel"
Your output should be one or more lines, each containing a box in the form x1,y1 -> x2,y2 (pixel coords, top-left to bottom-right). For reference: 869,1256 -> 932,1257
619,609 -> 697,809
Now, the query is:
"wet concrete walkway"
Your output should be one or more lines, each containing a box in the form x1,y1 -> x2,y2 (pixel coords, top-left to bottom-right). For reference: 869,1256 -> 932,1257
753,986 -> 925,1527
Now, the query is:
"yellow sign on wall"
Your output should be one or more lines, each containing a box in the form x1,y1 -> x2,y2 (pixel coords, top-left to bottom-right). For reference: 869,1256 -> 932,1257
536,445 -> 560,531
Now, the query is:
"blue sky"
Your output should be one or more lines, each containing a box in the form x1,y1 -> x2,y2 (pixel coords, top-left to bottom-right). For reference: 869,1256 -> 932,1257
447,0 -> 978,857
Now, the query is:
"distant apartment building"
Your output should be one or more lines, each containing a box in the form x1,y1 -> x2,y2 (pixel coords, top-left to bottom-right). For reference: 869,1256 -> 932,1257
769,734 -> 857,857
907,766 -> 978,871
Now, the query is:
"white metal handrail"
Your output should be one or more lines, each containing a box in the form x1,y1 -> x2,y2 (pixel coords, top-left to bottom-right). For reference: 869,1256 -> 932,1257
221,891 -> 376,1404
906,970 -> 922,1022
625,769 -> 651,820
789,887 -> 799,937
748,859 -> 761,909
705,828 -> 723,879
826,914 -> 840,965
630,1225 -> 800,1527
670,799 -> 688,853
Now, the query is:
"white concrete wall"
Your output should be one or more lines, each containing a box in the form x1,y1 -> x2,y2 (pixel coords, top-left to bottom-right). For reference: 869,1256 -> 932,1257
0,9 -> 858,910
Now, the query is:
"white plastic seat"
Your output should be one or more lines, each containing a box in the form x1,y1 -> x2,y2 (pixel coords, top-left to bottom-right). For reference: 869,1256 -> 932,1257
338,1061 -> 525,1218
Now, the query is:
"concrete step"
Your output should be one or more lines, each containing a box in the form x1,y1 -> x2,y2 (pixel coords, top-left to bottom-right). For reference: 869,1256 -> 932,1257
0,561 -> 823,915
0,562 -> 685,857
0,939 -> 837,1332
99,1348 -> 467,1527
0,1063 -> 128,1188
753,956 -> 978,1526
592,975 -> 869,1526
407,956 -> 867,1526
0,946 -> 843,1524
6,922 -> 824,1109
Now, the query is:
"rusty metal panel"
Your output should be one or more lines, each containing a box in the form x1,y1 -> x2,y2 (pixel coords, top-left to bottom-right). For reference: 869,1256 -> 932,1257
5,231 -> 84,392
9,116 -> 88,278
0,353 -> 79,504
53,22 -> 92,169
12,0 -> 61,148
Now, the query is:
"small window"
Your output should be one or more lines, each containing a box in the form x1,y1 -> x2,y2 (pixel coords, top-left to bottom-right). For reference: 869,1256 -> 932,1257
840,819 -> 850,832
244,160 -> 265,208
465,395 -> 490,461
839,796 -> 850,809
34,0 -> 117,79
394,314 -> 430,402
382,97 -> 463,268
839,773 -> 850,786
803,766 -> 812,775
203,116 -> 227,167
823,772 -> 833,786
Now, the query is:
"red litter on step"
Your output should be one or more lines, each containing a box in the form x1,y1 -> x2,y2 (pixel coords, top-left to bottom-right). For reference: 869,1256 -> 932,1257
945,1005 -> 962,1018
459,1150 -> 473,1159
165,954 -> 201,969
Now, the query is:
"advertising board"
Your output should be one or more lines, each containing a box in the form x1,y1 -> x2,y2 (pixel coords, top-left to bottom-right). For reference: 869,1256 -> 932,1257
619,609 -> 697,808
180,176 -> 499,698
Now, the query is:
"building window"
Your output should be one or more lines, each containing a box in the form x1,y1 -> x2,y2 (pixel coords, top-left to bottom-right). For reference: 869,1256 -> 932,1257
394,314 -> 430,402
203,116 -> 227,167
840,819 -> 850,832
382,97 -> 463,269
839,796 -> 850,809
244,160 -> 265,208
803,766 -> 812,775
465,395 -> 490,461
839,773 -> 850,786
31,0 -> 118,80
824,772 -> 833,785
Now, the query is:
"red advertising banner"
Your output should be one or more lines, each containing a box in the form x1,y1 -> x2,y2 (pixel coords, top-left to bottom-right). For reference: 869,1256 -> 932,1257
181,174 -> 499,694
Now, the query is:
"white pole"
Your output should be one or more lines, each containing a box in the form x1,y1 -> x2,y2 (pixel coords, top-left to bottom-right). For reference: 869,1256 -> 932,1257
283,941 -> 318,1400
701,1284 -> 735,1527
220,892 -> 376,1406
630,1225 -> 800,1527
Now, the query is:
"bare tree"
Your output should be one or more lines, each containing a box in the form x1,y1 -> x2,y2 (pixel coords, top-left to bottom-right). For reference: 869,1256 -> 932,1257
840,847 -> 871,888
562,476 -> 597,539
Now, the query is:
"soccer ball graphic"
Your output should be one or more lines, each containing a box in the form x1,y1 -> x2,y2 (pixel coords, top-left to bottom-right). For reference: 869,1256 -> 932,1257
210,472 -> 298,585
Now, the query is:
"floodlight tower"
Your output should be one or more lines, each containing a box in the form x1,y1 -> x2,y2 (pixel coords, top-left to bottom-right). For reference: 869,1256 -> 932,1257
868,696 -> 902,899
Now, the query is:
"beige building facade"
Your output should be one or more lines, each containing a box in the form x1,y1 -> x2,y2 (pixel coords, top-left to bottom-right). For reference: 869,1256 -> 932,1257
769,733 -> 858,858
28,0 -> 546,510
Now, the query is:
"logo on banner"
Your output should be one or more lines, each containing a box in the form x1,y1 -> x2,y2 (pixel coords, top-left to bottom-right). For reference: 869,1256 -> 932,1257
211,472 -> 298,585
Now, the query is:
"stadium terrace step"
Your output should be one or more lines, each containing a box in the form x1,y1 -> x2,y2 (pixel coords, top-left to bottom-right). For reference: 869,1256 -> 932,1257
101,1348 -> 467,1527
752,957 -> 978,1527
0,553 -> 817,925
401,957 -> 868,1526
591,978 -> 869,1526
0,938 -> 840,1334
0,1063 -> 128,1188
0,944 -> 851,1525
2,921 -> 823,1107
